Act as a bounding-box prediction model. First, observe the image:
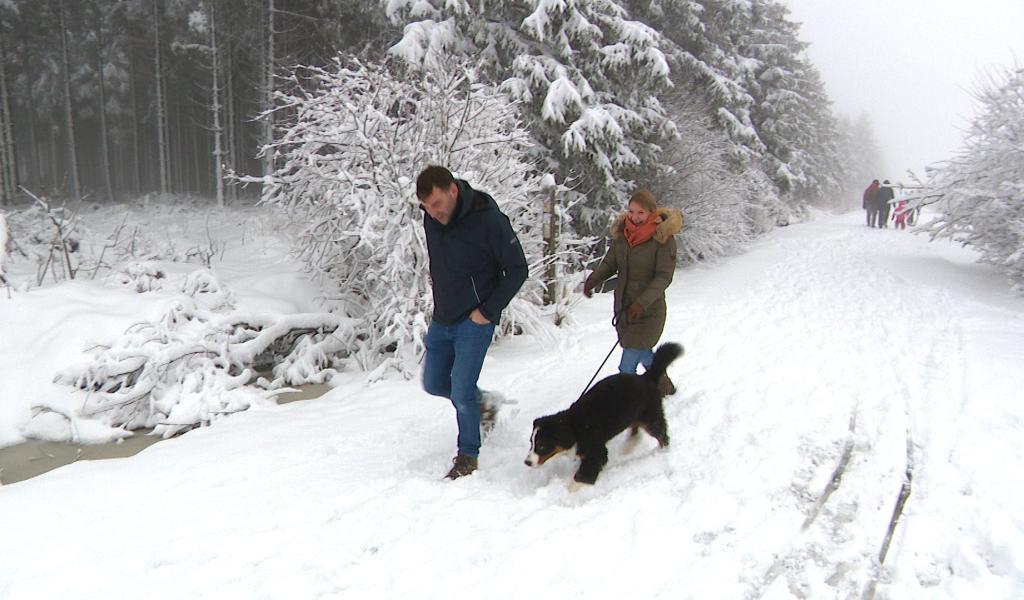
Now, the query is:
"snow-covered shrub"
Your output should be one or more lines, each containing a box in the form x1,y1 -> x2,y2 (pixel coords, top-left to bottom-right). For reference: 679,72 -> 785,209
256,56 -> 580,376
107,261 -> 167,293
54,270 -> 355,437
920,66 -> 1024,292
0,199 -> 221,287
1,200 -> 82,285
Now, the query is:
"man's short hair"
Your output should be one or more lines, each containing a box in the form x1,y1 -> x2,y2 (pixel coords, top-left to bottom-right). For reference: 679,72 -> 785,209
416,166 -> 455,200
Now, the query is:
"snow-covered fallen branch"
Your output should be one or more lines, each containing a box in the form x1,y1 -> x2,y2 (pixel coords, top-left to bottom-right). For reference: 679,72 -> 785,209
50,269 -> 356,438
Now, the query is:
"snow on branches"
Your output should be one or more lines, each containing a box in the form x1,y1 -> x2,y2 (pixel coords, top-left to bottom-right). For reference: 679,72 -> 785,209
51,269 -> 355,439
256,57 -> 569,376
383,0 -> 673,220
921,66 -> 1024,292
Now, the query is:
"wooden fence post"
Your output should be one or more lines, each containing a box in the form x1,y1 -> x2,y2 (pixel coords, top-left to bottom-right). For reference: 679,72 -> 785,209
543,180 -> 558,305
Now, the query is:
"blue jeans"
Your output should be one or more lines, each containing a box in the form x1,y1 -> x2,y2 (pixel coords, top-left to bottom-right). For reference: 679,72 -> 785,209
422,318 -> 496,457
618,347 -> 654,374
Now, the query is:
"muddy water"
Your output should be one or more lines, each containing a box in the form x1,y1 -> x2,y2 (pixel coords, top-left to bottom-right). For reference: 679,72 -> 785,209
0,383 -> 333,486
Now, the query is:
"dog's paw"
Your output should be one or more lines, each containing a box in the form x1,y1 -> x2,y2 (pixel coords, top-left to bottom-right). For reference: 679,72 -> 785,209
568,480 -> 593,493
621,433 -> 642,454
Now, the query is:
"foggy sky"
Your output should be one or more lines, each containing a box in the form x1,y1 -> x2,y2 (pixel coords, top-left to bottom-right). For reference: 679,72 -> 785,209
783,0 -> 1024,184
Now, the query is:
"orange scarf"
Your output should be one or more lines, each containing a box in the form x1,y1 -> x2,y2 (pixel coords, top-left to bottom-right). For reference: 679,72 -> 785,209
623,214 -> 661,247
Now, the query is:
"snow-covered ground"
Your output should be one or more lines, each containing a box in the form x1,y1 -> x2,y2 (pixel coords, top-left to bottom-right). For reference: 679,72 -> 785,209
1,208 -> 1022,599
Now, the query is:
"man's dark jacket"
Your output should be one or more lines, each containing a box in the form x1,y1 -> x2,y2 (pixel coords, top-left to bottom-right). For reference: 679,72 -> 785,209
877,184 -> 895,208
422,179 -> 527,326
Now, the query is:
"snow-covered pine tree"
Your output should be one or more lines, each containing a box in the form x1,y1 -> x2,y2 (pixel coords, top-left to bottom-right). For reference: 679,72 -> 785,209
629,0 -> 844,213
383,0 -> 674,231
921,65 -> 1024,292
632,0 -> 765,166
739,0 -> 845,206
256,57 -> 567,376
646,84 -> 780,261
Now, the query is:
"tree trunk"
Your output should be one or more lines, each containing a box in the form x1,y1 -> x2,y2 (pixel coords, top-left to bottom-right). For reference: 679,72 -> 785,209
543,185 -> 559,305
0,37 -> 15,206
24,76 -> 41,189
261,0 -> 276,186
58,0 -> 82,203
152,0 -> 170,195
94,17 -> 115,203
209,0 -> 225,207
225,50 -> 238,203
222,10 -> 237,204
49,126 -> 59,194
129,41 -> 141,195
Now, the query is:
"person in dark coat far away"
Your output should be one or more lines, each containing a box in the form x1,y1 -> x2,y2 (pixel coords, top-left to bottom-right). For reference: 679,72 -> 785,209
863,179 -> 881,227
877,180 -> 895,229
416,165 -> 528,480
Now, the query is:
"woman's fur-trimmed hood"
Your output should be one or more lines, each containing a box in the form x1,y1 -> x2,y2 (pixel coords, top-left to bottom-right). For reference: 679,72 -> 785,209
610,208 -> 683,244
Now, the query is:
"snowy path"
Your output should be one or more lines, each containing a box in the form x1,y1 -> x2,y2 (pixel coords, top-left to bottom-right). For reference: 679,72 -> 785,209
1,212 -> 1022,599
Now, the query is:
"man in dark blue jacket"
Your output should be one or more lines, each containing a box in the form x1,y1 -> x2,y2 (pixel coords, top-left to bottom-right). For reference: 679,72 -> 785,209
416,165 -> 528,479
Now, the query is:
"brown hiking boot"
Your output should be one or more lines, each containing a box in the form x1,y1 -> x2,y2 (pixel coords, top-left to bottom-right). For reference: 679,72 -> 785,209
444,454 -> 478,480
658,373 -> 677,396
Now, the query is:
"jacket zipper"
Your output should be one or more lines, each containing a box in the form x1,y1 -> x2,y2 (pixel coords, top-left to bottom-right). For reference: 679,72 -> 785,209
470,276 -> 482,304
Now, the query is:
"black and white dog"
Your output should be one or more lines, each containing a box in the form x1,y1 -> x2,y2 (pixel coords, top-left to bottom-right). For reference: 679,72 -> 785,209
525,342 -> 684,485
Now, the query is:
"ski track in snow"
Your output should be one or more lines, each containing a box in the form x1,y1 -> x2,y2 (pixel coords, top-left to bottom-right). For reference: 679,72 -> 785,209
1,212 -> 1022,599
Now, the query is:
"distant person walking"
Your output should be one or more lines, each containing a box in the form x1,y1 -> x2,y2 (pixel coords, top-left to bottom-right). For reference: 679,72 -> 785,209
863,180 -> 880,227
892,198 -> 908,230
416,165 -> 528,480
877,180 -> 895,229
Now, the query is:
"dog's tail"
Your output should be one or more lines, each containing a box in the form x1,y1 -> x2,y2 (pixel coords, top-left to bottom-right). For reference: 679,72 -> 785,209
643,342 -> 684,382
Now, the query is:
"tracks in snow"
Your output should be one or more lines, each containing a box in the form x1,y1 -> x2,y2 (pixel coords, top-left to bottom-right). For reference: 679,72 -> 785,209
746,407 -> 917,600
747,407 -> 859,599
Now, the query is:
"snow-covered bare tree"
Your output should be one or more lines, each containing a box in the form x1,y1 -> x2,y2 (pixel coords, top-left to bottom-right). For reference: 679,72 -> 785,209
920,65 -> 1024,292
254,57 -> 576,376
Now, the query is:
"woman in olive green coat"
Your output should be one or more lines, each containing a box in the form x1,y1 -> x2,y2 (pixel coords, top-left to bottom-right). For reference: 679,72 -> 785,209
584,189 -> 682,375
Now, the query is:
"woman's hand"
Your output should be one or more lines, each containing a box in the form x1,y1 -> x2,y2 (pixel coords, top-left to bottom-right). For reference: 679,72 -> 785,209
627,302 -> 644,322
583,276 -> 596,298
470,308 -> 490,324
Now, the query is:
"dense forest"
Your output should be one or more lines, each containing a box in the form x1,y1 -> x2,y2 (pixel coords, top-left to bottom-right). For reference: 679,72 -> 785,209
0,0 -> 881,228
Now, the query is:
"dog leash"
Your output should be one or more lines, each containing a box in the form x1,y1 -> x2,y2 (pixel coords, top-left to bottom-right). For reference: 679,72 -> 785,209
579,236 -> 634,399
576,304 -> 629,400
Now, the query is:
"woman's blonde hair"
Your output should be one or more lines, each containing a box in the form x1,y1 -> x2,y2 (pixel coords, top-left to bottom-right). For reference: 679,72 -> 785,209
628,189 -> 657,212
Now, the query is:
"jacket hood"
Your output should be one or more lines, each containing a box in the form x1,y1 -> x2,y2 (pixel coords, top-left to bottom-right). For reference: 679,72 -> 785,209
453,179 -> 494,222
610,207 -> 683,245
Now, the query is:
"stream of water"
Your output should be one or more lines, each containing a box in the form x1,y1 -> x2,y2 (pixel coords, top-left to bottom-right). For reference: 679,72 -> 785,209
0,384 -> 332,486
